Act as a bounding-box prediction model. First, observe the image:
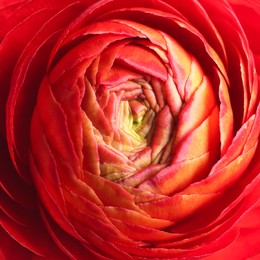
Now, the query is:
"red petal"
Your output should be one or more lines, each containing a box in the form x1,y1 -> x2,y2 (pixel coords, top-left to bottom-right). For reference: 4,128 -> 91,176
117,43 -> 168,81
0,227 -> 33,260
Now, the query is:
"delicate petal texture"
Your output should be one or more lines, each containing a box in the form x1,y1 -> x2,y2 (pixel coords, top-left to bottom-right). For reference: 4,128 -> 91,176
0,0 -> 259,259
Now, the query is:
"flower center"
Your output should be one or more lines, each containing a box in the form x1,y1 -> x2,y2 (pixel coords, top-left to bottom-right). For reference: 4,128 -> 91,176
79,38 -> 180,182
84,72 -> 173,181
120,100 -> 146,145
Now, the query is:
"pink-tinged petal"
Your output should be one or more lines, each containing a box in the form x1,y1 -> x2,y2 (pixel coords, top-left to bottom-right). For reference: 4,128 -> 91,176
97,40 -> 130,85
129,100 -> 147,118
101,65 -> 143,86
150,105 -> 175,161
162,32 -> 192,100
150,77 -> 166,109
116,43 -> 168,81
173,106 -> 219,162
109,19 -> 168,49
49,33 -> 128,84
121,163 -> 165,188
102,92 -> 120,127
101,79 -> 141,95
174,75 -> 217,146
142,82 -> 160,111
117,83 -> 143,101
135,38 -> 169,65
98,144 -> 133,168
138,150 -> 218,195
131,147 -> 152,169
165,75 -> 182,116
82,79 -> 112,136
183,57 -> 205,101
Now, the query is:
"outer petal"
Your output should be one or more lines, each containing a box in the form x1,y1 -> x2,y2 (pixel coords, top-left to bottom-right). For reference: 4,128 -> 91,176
0,227 -> 33,260
204,185 -> 260,260
228,0 -> 260,72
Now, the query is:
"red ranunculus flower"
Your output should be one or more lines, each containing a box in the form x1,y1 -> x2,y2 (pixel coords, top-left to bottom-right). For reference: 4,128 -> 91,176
0,0 -> 259,259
